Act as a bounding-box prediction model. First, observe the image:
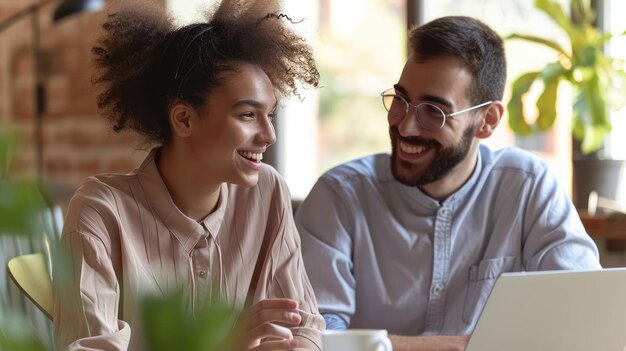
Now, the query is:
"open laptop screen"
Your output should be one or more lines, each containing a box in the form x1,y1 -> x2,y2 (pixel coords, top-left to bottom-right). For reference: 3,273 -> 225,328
465,268 -> 626,351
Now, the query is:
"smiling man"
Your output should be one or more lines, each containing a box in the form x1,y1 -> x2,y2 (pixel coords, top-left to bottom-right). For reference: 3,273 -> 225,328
295,16 -> 601,351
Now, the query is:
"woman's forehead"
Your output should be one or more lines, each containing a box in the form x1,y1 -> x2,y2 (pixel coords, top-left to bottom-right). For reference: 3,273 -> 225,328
207,64 -> 277,108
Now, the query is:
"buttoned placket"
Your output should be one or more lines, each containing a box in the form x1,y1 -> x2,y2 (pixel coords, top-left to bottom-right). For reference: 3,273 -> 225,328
423,203 -> 453,334
190,232 -> 216,307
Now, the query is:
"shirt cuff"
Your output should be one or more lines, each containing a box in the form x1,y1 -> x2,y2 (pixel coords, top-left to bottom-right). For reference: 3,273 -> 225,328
322,313 -> 348,330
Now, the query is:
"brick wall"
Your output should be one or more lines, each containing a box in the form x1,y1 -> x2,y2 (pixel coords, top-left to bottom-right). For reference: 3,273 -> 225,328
1,1 -> 147,210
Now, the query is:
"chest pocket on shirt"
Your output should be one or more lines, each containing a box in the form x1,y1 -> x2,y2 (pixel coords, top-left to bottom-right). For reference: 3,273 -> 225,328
462,256 -> 516,325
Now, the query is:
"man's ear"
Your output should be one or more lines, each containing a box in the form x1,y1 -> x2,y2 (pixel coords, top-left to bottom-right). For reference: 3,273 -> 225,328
169,101 -> 194,138
475,101 -> 504,139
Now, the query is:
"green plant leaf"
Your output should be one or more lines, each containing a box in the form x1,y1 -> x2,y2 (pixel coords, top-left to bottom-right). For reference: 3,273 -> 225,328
535,0 -> 574,37
507,0 -> 625,155
0,180 -> 48,237
571,0 -> 596,27
508,71 -> 541,135
597,32 -> 615,46
578,45 -> 599,67
583,73 -> 610,125
506,34 -> 570,57
573,72 -> 611,154
142,291 -> 240,351
0,127 -> 21,177
0,312 -> 48,351
605,68 -> 626,109
581,123 -> 610,154
0,129 -> 52,351
535,64 -> 564,130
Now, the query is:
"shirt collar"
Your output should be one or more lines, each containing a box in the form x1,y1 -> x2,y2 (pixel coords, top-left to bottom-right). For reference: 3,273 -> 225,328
199,185 -> 227,238
380,150 -> 483,209
135,148 -> 227,252
443,148 -> 483,206
376,155 -> 440,210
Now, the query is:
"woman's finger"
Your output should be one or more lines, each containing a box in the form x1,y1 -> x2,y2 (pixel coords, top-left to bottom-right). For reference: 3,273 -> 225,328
250,337 -> 299,351
247,309 -> 302,327
239,299 -> 302,349
248,299 -> 299,315
245,299 -> 301,328
245,320 -> 294,344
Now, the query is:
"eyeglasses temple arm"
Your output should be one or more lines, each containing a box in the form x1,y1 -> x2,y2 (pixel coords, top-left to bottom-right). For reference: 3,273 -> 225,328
447,101 -> 494,117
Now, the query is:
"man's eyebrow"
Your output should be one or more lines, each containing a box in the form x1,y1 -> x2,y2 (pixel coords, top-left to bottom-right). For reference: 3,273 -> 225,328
393,84 -> 409,97
421,95 -> 454,109
392,83 -> 454,109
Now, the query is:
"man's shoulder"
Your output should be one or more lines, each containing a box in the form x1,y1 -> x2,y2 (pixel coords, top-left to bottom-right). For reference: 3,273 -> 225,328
481,145 -> 549,176
320,153 -> 392,185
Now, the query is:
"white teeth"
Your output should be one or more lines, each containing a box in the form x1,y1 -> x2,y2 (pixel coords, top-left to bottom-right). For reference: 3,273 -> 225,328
239,151 -> 263,162
400,141 -> 426,154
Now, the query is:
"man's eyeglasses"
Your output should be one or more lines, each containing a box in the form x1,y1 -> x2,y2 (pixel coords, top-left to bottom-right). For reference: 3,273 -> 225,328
380,88 -> 493,131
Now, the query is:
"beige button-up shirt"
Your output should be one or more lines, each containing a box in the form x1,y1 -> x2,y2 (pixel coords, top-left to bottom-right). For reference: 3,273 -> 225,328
54,149 -> 323,350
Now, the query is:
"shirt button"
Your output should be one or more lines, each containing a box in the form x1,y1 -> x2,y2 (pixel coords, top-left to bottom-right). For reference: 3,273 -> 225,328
198,270 -> 207,278
439,208 -> 449,215
432,283 -> 444,295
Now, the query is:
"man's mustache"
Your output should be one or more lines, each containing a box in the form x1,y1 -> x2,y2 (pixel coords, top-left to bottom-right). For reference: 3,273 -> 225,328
390,126 -> 440,148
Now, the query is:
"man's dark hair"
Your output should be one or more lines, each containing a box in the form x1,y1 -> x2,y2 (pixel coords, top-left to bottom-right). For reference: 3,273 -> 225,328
409,16 -> 506,105
92,0 -> 319,145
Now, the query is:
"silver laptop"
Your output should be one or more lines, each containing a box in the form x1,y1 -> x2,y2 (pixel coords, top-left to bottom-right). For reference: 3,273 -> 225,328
465,268 -> 626,351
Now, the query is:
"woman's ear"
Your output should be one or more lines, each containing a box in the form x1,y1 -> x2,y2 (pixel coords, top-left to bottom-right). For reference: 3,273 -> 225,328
475,101 -> 504,139
169,101 -> 194,138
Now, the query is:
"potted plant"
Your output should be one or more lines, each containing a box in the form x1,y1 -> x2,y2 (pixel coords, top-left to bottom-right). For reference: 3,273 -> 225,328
507,0 -> 626,207
0,127 -> 51,351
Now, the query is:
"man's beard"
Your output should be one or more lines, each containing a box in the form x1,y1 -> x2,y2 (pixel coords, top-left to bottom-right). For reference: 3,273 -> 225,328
389,124 -> 476,187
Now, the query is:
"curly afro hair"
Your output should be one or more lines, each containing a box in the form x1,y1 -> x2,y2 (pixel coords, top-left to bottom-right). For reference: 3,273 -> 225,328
92,0 -> 319,145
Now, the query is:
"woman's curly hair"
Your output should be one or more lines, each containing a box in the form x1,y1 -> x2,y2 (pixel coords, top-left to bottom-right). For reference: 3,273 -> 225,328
92,0 -> 319,145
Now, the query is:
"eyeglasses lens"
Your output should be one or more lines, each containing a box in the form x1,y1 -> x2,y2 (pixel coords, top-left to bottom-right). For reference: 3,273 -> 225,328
383,94 -> 445,130
416,103 -> 445,130
382,95 -> 402,118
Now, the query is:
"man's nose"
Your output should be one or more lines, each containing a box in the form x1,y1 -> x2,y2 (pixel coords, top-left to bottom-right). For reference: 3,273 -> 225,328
396,105 -> 423,137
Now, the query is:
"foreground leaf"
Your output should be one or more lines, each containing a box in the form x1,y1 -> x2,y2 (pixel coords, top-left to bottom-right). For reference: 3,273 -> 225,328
142,291 -> 240,351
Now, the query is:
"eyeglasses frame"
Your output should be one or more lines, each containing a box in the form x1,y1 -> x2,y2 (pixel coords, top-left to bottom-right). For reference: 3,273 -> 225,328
380,88 -> 493,130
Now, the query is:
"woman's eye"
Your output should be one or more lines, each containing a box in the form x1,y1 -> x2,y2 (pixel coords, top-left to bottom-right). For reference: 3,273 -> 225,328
240,112 -> 255,119
268,112 -> 277,122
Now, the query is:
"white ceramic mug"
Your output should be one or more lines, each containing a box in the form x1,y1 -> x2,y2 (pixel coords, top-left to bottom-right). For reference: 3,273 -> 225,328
322,329 -> 393,351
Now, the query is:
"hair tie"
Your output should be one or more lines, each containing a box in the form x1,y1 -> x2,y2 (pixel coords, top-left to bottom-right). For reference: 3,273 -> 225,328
173,24 -> 215,81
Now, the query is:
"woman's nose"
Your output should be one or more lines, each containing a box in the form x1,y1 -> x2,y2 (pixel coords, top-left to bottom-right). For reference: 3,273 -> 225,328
257,116 -> 277,146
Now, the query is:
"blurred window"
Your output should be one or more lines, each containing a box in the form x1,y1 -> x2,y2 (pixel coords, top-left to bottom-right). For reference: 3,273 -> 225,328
168,1 -> 606,198
167,0 -> 407,199
280,0 -> 407,198
605,0 -> 626,160
421,0 -> 574,191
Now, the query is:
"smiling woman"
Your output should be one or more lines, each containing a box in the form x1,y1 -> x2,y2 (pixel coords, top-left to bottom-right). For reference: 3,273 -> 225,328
52,1 -> 322,350
167,63 -> 278,215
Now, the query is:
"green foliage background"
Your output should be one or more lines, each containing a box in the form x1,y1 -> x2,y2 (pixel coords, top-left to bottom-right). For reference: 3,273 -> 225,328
507,0 -> 626,154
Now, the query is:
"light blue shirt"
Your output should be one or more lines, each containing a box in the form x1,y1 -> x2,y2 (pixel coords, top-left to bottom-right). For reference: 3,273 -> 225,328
295,145 -> 601,336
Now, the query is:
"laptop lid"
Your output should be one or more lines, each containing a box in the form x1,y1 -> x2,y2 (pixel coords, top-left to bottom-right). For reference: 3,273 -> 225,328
465,268 -> 626,351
